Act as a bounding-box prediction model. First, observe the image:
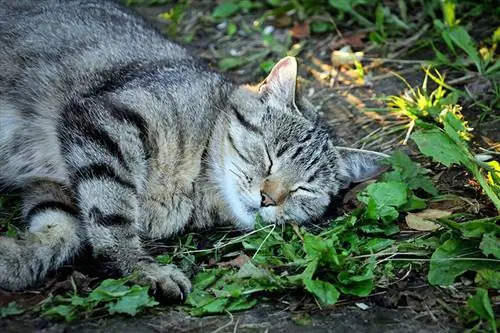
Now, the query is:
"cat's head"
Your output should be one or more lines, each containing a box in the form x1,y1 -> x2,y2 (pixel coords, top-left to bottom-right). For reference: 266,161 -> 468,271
213,57 -> 388,229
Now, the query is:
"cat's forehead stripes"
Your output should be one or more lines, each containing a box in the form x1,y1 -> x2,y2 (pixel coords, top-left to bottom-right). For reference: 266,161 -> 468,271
230,105 -> 262,134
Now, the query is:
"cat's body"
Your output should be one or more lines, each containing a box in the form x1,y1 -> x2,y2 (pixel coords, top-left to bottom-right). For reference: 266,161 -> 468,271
0,0 -> 386,298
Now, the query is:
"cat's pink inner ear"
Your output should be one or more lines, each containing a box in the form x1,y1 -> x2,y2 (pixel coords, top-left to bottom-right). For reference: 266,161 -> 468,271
258,56 -> 297,104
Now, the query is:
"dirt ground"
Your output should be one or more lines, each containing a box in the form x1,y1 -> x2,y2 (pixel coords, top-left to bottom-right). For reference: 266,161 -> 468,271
1,2 -> 497,332
2,303 -> 456,333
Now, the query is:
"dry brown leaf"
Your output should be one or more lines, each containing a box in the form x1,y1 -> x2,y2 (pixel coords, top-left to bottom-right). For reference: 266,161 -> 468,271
329,32 -> 367,50
290,22 -> 310,39
217,253 -> 250,268
405,209 -> 451,231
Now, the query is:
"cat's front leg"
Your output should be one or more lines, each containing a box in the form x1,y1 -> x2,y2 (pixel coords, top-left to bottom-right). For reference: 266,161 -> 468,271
61,99 -> 191,299
77,179 -> 191,299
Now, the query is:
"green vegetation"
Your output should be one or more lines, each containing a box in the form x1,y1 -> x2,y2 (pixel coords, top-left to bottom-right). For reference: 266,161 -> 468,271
42,276 -> 158,321
2,0 -> 499,331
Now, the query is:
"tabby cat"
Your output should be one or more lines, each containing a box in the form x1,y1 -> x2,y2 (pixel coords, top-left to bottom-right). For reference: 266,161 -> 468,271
0,0 -> 387,299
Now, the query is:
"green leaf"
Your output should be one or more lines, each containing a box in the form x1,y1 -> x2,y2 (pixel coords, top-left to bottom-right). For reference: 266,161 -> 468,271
446,26 -> 483,73
428,236 -> 500,286
467,288 -> 496,331
236,261 -> 270,279
185,289 -> 216,308
226,297 -> 257,312
190,298 -> 230,316
218,57 -> 248,71
411,129 -> 469,167
311,21 -> 331,33
337,278 -> 374,297
358,181 -> 408,223
383,151 -> 438,196
303,279 -> 340,306
358,238 -> 395,254
479,232 -> 500,259
359,224 -> 400,236
192,269 -> 221,290
303,233 -> 342,267
267,0 -> 281,6
441,0 -> 456,26
475,269 -> 500,289
227,22 -> 237,36
43,305 -> 75,321
88,278 -> 130,302
337,267 -> 375,297
438,217 -> 500,238
212,2 -> 239,19
0,302 -> 25,318
107,286 -> 158,316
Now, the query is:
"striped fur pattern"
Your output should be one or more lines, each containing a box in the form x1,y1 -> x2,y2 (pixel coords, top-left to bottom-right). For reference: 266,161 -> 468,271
0,0 -> 387,298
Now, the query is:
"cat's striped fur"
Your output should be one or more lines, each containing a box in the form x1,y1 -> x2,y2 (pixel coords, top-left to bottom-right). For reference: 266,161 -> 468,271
0,0 -> 387,299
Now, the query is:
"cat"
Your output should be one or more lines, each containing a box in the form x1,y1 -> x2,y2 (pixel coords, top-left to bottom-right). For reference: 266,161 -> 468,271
0,0 -> 387,300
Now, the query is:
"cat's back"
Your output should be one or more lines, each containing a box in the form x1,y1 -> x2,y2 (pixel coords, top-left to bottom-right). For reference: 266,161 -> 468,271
0,0 -> 203,186
0,0 -> 193,101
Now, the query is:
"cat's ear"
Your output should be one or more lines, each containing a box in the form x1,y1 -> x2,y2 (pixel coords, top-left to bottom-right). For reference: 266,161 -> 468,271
337,147 -> 390,188
258,56 -> 297,106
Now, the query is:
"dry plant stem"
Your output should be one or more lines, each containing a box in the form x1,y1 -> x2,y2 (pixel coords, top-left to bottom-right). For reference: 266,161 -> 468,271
403,120 -> 415,145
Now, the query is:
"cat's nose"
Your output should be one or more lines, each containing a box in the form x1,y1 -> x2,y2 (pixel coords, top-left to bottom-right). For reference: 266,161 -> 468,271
260,191 -> 276,207
260,179 -> 288,207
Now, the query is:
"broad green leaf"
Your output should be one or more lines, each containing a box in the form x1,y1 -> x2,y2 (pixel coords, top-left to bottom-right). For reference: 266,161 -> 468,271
467,288 -> 496,330
303,279 -> 340,306
358,181 -> 408,223
358,238 -> 395,254
0,302 -> 25,318
185,289 -> 216,308
438,217 -> 500,238
337,267 -> 375,297
303,234 -> 342,267
447,26 -> 483,73
107,286 -> 158,316
226,297 -> 257,312
337,278 -> 374,297
383,151 -> 438,196
359,224 -> 400,236
475,269 -> 500,289
411,129 -> 469,167
479,232 -> 500,259
43,305 -> 75,321
428,236 -> 500,286
212,2 -> 239,19
192,269 -> 221,290
190,298 -> 230,316
88,278 -> 130,302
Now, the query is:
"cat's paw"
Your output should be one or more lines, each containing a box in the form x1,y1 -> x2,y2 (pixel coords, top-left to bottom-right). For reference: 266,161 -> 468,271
135,262 -> 192,301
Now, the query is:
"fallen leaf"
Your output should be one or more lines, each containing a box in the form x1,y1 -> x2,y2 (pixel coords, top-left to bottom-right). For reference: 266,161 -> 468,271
290,22 -> 310,39
331,46 -> 364,67
329,32 -> 367,50
217,253 -> 250,268
405,209 -> 451,231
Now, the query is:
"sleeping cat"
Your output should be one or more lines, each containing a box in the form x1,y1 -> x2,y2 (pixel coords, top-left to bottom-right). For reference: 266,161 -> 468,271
0,0 -> 387,299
